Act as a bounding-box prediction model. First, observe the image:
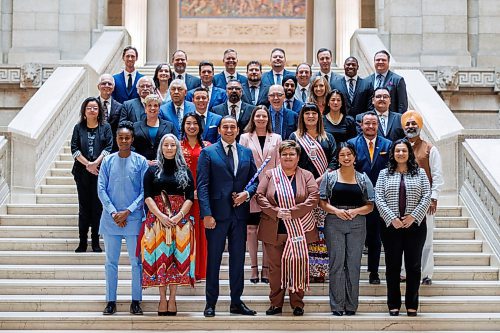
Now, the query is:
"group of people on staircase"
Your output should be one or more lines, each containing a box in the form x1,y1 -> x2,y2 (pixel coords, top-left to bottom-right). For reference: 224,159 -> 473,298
69,45 -> 443,318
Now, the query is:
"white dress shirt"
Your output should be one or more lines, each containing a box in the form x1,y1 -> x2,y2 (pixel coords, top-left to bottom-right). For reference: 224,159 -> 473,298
124,70 -> 137,89
221,138 -> 238,176
227,101 -> 243,120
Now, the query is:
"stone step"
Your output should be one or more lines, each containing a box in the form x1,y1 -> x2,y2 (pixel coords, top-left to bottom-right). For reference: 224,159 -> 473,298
0,238 -> 481,253
0,225 -> 477,240
39,185 -> 77,195
0,312 -> 498,331
0,251 -> 490,267
36,194 -> 77,204
7,204 -> 78,215
0,265 -> 496,281
0,295 -> 499,313
49,169 -> 72,178
55,160 -> 72,169
1,279 -> 497,297
45,177 -> 75,185
58,153 -> 73,161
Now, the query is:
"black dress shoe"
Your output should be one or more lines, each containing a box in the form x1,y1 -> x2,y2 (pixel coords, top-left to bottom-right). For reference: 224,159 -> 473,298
345,310 -> 356,316
332,310 -> 343,316
75,242 -> 87,253
293,307 -> 304,316
389,309 -> 400,316
230,302 -> 256,315
407,310 -> 418,317
92,244 -> 102,253
421,277 -> 432,285
204,304 -> 216,317
265,305 -> 282,315
103,301 -> 116,315
369,272 -> 381,285
130,300 -> 143,315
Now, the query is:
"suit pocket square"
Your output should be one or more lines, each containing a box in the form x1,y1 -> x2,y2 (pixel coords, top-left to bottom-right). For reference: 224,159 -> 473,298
379,151 -> 387,155
209,125 -> 217,128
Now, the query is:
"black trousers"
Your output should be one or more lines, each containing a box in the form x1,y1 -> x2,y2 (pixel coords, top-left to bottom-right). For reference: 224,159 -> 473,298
365,209 -> 383,273
74,170 -> 102,242
381,220 -> 427,310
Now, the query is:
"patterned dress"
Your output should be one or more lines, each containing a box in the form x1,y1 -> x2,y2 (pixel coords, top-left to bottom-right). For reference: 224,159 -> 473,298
140,159 -> 196,287
181,139 -> 211,280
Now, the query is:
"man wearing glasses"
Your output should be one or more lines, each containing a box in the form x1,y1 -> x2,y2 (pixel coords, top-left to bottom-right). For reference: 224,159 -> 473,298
97,74 -> 123,152
119,76 -> 155,124
267,84 -> 298,140
370,87 -> 405,142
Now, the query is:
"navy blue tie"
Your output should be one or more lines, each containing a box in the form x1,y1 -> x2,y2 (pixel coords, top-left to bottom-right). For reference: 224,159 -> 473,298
227,144 -> 235,176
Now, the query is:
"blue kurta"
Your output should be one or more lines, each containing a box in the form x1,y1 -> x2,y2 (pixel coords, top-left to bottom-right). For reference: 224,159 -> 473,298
98,152 -> 149,236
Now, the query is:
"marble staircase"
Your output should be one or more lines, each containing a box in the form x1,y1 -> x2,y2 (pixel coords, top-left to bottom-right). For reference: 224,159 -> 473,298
0,143 -> 499,331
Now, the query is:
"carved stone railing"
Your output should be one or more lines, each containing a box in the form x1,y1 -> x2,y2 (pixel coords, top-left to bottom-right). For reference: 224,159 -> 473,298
0,136 -> 9,211
461,139 -> 500,261
6,27 -> 130,204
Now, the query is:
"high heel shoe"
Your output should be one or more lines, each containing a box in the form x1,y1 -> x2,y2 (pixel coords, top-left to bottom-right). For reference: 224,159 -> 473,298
166,300 -> 177,316
261,266 -> 269,284
158,302 -> 168,316
249,265 -> 259,284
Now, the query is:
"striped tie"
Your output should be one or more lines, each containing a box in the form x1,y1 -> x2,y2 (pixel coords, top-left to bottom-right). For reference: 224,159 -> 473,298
348,79 -> 355,102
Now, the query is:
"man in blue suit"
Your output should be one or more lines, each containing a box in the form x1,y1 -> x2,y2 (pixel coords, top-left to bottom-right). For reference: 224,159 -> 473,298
314,48 -> 342,90
213,49 -> 248,89
112,46 -> 144,104
119,76 -> 154,124
282,75 -> 304,113
331,56 -> 373,118
158,79 -> 196,137
241,61 -> 270,107
171,50 -> 201,91
192,87 -> 222,143
348,111 -> 392,285
267,84 -> 298,140
366,50 -> 408,114
186,61 -> 227,112
197,116 -> 258,317
261,48 -> 293,89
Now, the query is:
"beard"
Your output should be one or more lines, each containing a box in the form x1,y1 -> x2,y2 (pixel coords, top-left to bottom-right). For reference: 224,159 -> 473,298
404,127 -> 421,139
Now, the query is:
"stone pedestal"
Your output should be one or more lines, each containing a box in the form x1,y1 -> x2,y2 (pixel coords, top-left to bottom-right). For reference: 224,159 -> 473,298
312,0 -> 336,65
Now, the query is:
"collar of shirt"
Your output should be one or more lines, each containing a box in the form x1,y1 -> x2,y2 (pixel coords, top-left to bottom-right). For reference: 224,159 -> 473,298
224,71 -> 237,81
174,72 -> 185,80
376,71 -> 388,78
174,103 -> 184,112
273,70 -> 284,76
124,69 -> 137,83
249,82 -> 261,89
196,110 -> 207,117
221,139 -> 237,151
345,75 -> 358,83
228,101 -> 242,109
298,84 -> 309,91
320,70 -> 332,78
364,136 -> 377,146
377,110 -> 389,118
100,97 -> 111,104
202,84 -> 213,93
270,106 -> 284,115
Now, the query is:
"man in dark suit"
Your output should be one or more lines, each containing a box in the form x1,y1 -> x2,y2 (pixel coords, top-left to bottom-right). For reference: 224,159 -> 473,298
261,48 -> 293,89
371,87 -> 405,142
282,76 -> 304,113
347,111 -> 392,285
295,63 -> 311,103
331,56 -> 373,118
197,116 -> 258,317
171,50 -> 201,91
119,76 -> 154,124
213,49 -> 248,89
366,50 -> 408,114
186,61 -> 227,112
112,46 -> 144,104
158,79 -> 196,137
314,48 -> 342,89
267,84 -> 298,140
212,80 -> 254,141
97,74 -> 123,152
192,87 -> 222,143
241,61 -> 269,107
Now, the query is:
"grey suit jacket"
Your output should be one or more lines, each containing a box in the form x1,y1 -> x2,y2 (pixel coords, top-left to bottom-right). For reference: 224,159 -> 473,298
119,98 -> 145,124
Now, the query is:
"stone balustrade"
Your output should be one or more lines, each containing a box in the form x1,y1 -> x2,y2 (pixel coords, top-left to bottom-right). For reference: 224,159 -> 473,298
5,27 -> 130,204
0,136 -> 9,210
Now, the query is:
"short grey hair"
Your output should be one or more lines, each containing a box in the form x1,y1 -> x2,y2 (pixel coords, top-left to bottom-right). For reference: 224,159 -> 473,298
98,73 -> 115,85
136,76 -> 155,93
144,94 -> 162,106
169,78 -> 187,91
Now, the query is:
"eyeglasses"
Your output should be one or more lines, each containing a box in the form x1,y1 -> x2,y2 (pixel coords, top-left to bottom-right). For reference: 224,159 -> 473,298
374,94 -> 390,99
99,81 -> 113,86
85,106 -> 99,111
227,87 -> 242,91
139,84 -> 153,89
269,93 -> 284,98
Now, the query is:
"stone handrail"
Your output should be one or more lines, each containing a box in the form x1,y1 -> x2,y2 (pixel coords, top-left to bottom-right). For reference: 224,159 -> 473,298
461,139 -> 500,261
6,27 -> 130,203
0,136 -> 9,210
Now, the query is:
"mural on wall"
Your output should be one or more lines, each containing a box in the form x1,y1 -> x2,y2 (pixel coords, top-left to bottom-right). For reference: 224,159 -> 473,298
180,0 -> 306,18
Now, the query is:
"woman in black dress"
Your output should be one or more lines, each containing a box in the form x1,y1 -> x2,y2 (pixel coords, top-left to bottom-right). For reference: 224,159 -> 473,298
323,89 -> 357,143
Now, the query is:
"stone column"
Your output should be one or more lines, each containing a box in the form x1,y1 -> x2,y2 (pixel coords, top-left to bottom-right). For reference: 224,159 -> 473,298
146,0 -> 169,64
123,0 -> 147,65
336,0 -> 361,64
1,0 -> 13,63
168,0 -> 178,58
311,0 -> 336,66
475,0 -> 500,66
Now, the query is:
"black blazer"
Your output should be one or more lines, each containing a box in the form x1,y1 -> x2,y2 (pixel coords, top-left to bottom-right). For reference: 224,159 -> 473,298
330,76 -> 374,118
241,82 -> 270,107
132,119 -> 176,161
70,122 -> 113,177
98,96 -> 123,152
212,101 -> 255,140
367,70 -> 408,114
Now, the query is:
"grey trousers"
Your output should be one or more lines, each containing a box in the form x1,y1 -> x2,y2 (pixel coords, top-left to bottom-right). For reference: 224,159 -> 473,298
324,214 -> 366,312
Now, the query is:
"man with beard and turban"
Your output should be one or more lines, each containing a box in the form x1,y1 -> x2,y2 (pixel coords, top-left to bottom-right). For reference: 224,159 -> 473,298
282,76 -> 304,114
400,110 -> 444,286
212,79 -> 254,141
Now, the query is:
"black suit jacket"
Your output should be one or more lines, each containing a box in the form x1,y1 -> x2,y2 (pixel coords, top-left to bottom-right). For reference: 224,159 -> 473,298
241,82 -> 270,107
119,98 -> 146,124
132,119 -> 176,161
271,107 -> 298,140
367,70 -> 408,114
98,97 -> 123,152
330,76 -> 373,118
212,102 -> 255,140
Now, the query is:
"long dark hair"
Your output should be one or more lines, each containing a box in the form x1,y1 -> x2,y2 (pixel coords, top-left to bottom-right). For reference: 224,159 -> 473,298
295,102 -> 327,140
330,142 -> 357,170
181,113 -> 205,148
244,105 -> 272,133
387,139 -> 419,176
79,97 -> 105,125
323,89 -> 347,116
153,63 -> 173,89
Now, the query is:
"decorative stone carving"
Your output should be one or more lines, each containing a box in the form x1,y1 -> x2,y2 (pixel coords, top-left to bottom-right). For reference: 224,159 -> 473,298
290,24 -> 305,37
437,66 -> 459,91
20,63 -> 43,88
494,70 -> 500,92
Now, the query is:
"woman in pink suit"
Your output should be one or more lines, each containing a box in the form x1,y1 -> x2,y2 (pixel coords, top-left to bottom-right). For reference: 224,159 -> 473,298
239,105 -> 282,284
